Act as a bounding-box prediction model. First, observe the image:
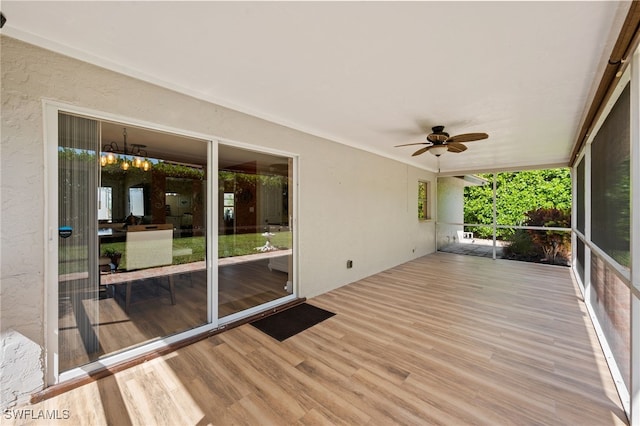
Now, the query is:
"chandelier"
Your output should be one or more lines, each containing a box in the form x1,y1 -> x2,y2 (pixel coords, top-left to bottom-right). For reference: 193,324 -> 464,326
100,128 -> 151,171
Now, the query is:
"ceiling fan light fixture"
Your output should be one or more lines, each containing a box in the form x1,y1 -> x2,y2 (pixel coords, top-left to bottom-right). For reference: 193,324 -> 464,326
430,145 -> 448,157
394,125 -> 488,158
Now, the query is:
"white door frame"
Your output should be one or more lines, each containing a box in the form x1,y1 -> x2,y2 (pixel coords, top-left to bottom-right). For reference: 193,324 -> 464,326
43,100 -> 299,385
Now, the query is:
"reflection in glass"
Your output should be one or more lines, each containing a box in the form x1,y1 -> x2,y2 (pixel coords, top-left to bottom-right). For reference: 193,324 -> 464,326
218,145 -> 294,318
58,113 -> 100,371
98,187 -> 113,221
590,254 -> 631,390
128,187 -> 145,216
59,116 -> 209,372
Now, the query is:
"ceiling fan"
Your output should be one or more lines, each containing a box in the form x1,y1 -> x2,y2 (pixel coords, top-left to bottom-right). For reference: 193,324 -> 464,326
395,125 -> 489,157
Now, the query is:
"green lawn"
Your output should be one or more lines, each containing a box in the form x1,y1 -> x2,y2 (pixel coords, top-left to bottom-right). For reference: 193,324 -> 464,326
218,232 -> 291,258
60,231 -> 292,274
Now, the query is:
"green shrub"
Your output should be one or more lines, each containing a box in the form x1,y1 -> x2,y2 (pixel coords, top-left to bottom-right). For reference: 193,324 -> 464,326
503,229 -> 541,261
524,208 -> 571,265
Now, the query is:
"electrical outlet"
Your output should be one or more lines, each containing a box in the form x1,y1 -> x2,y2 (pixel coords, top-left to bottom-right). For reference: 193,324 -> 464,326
346,260 -> 353,269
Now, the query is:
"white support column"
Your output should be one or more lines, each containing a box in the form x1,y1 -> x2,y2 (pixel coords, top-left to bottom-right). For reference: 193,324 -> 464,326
629,45 -> 640,426
208,140 -> 217,325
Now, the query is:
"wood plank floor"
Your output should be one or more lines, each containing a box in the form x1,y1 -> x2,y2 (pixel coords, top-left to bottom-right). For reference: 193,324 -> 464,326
12,253 -> 627,425
60,258 -> 290,370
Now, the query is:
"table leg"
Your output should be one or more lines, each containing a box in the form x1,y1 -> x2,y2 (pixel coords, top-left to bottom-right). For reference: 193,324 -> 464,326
168,275 -> 176,305
125,282 -> 132,314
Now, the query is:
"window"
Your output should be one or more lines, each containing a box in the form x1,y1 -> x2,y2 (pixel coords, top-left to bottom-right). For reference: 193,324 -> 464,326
223,192 -> 234,222
128,187 -> 145,216
576,158 -> 585,234
418,181 -> 430,220
98,187 -> 113,221
591,83 -> 630,267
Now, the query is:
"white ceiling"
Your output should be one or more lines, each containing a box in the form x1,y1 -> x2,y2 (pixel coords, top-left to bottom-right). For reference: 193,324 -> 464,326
1,1 -> 631,173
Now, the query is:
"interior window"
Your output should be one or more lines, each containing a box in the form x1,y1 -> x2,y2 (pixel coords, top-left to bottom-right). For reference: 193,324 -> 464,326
128,187 -> 145,216
98,187 -> 113,221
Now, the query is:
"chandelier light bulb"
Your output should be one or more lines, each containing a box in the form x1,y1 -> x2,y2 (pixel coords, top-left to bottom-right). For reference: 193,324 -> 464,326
106,152 -> 117,164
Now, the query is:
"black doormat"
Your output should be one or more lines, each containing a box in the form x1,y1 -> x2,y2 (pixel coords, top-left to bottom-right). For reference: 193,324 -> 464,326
251,303 -> 335,341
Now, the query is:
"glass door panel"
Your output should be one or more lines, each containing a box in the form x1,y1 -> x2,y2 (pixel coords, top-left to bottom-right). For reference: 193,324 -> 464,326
59,115 -> 210,372
218,145 -> 294,318
58,113 -> 100,371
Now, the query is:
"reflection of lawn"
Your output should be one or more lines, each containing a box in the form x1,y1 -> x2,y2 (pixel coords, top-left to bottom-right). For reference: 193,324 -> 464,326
59,231 -> 292,274
94,231 -> 292,272
218,232 -> 291,258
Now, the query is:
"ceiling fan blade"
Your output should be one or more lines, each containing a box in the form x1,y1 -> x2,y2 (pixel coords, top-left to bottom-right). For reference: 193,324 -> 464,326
394,142 -> 429,147
412,146 -> 432,156
447,142 -> 468,153
447,133 -> 488,143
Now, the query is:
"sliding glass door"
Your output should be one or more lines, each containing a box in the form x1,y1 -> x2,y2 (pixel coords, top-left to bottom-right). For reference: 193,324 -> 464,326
58,113 -> 209,372
54,110 -> 297,376
218,144 -> 294,318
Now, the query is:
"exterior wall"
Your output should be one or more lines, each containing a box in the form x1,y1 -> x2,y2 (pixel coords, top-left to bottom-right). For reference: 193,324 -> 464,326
436,177 -> 467,248
0,35 -> 436,408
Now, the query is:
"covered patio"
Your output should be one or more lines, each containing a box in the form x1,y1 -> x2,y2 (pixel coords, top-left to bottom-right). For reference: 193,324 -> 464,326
438,238 -> 506,259
18,252 -> 625,425
1,2 -> 638,423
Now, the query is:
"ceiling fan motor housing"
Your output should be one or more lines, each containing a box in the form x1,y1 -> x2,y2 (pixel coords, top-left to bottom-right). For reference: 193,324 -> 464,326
393,124 -> 487,157
427,126 -> 449,143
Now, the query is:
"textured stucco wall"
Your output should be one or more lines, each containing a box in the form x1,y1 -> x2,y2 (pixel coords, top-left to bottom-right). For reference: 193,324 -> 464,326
0,35 -> 436,408
1,36 -> 50,409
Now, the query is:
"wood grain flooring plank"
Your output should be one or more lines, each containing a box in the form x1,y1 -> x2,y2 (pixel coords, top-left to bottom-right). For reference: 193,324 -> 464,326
12,252 -> 628,425
214,342 -> 308,422
249,347 -> 372,425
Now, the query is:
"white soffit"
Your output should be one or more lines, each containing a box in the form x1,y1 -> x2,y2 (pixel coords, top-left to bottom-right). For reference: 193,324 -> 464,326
0,1 -> 631,173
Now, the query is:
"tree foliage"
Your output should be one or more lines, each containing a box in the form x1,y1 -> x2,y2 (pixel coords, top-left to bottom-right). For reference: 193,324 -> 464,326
463,169 -> 571,239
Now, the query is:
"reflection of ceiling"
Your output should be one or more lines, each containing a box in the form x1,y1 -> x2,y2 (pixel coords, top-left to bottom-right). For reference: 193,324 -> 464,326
101,120 -> 206,165
102,120 -> 289,174
218,144 -> 289,175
